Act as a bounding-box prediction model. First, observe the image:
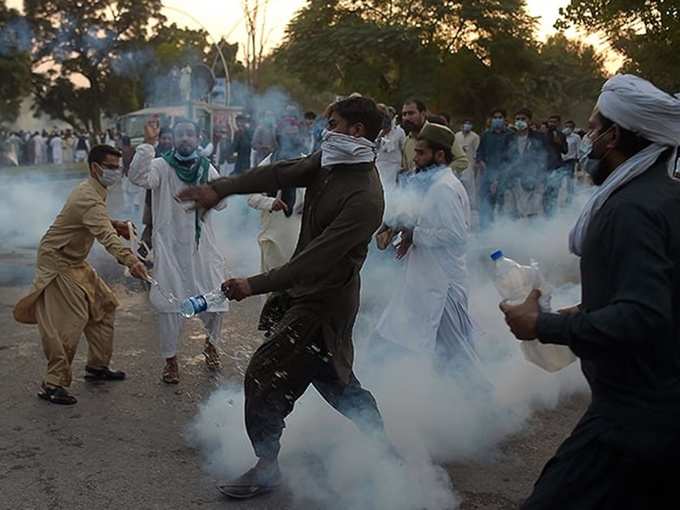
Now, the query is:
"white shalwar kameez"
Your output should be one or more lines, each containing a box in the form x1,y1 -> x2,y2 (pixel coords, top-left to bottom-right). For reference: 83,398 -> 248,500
247,189 -> 304,272
50,137 -> 63,164
375,126 -> 405,190
129,143 -> 228,359
375,166 -> 481,366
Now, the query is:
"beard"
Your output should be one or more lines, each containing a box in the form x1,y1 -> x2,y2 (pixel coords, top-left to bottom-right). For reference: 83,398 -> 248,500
415,155 -> 436,172
402,120 -> 419,135
158,143 -> 173,154
176,143 -> 197,157
589,163 -> 610,186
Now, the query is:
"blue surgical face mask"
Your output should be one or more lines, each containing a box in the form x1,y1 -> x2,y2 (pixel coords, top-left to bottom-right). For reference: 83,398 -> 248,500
491,118 -> 505,130
97,165 -> 122,187
462,122 -> 472,133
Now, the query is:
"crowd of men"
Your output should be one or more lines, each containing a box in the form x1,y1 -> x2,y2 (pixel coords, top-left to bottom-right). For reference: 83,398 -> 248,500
0,128 -> 111,167
1,102 -> 585,236
9,74 -> 680,509
374,100 -> 588,230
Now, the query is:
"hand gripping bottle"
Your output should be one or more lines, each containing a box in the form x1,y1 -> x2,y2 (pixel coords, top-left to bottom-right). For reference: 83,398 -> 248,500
181,288 -> 228,318
490,250 -> 575,372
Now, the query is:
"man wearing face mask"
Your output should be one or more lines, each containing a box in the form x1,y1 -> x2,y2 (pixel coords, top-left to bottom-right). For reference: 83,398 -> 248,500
504,108 -> 549,218
177,96 -> 391,499
477,108 -> 512,228
129,119 -> 228,384
14,145 -> 149,405
501,75 -> 680,509
455,119 -> 480,163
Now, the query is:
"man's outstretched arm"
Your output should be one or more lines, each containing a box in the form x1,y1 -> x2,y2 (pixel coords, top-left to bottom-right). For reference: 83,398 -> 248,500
176,152 -> 320,210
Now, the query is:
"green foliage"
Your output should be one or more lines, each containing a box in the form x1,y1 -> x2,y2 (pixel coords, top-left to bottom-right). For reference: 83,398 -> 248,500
24,0 -> 248,131
276,0 -> 606,126
0,1 -> 32,124
557,0 -> 680,91
25,0 -> 166,131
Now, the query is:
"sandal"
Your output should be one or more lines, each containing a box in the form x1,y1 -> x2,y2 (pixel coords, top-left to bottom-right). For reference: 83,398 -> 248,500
37,383 -> 77,405
203,341 -> 221,371
162,359 -> 179,384
84,366 -> 126,381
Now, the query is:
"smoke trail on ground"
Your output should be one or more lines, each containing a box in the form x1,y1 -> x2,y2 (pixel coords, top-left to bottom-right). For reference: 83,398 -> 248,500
188,182 -> 591,509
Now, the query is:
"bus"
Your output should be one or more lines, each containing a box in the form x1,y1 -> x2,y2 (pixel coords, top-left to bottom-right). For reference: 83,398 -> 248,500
117,101 -> 243,146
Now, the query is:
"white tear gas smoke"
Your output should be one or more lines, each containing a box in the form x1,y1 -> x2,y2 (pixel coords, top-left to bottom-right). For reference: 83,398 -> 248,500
0,171 -> 78,250
188,181 -> 592,509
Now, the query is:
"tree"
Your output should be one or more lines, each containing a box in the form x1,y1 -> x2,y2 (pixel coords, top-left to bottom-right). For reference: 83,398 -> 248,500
514,34 -> 607,122
0,1 -> 32,125
25,0 -> 165,131
274,0 -> 607,125
241,0 -> 271,88
276,0 -> 541,121
557,0 -> 680,91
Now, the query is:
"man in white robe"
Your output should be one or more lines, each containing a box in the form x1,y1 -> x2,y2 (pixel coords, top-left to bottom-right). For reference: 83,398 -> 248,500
374,122 -> 481,368
375,105 -> 405,190
50,133 -> 63,164
129,118 -> 228,383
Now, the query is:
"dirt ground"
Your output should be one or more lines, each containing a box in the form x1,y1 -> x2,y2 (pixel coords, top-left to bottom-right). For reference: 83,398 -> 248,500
0,277 -> 588,510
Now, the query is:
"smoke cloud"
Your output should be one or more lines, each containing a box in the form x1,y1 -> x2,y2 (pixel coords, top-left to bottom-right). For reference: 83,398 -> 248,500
187,182 -> 592,508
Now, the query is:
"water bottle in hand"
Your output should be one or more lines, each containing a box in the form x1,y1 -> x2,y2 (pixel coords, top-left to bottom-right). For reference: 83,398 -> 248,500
181,288 -> 228,318
491,250 -> 574,372
490,250 -> 551,310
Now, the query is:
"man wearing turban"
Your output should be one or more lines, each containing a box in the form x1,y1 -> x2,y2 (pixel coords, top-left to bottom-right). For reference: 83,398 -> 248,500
501,75 -> 680,508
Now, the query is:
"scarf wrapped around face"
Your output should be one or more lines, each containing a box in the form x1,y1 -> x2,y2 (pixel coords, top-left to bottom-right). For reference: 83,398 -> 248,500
569,74 -> 680,256
320,131 -> 376,167
162,150 -> 211,247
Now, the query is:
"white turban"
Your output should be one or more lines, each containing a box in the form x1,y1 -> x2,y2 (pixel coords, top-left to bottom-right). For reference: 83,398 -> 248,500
569,74 -> 680,256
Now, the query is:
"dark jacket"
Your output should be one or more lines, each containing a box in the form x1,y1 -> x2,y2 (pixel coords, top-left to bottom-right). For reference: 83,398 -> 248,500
210,151 -> 385,381
477,128 -> 512,181
231,128 -> 253,174
505,131 -> 549,190
545,128 -> 568,170
537,154 -> 680,459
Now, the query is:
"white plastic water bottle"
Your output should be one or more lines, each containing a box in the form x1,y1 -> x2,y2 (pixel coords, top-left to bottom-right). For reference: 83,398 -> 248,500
491,249 -> 576,372
490,250 -> 539,303
490,250 -> 552,311
181,288 -> 228,318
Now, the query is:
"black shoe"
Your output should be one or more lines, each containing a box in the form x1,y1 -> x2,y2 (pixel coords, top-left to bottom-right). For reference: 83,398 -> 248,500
217,462 -> 282,499
37,383 -> 77,405
84,366 -> 126,381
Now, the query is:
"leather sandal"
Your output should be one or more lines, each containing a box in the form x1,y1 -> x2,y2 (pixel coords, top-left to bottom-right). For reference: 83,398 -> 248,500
37,383 -> 77,405
162,360 -> 179,384
203,341 -> 221,371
